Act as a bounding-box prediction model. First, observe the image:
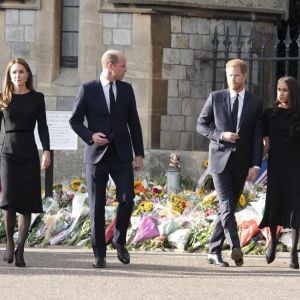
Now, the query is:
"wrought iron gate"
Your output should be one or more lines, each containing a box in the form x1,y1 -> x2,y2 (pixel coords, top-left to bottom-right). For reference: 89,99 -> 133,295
210,25 -> 300,105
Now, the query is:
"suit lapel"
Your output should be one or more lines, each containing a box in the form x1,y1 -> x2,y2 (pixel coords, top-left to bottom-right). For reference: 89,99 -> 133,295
96,78 -> 110,114
224,90 -> 234,127
115,80 -> 121,106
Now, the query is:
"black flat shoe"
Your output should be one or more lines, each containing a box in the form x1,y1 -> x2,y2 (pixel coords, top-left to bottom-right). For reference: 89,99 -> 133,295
290,262 -> 299,269
231,248 -> 244,267
3,248 -> 14,264
112,241 -> 130,264
208,253 -> 229,267
290,252 -> 299,269
266,240 -> 277,264
92,257 -> 106,268
15,248 -> 26,268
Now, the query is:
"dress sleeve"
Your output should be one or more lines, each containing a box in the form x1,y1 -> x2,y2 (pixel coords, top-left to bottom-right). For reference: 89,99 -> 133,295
37,93 -> 50,151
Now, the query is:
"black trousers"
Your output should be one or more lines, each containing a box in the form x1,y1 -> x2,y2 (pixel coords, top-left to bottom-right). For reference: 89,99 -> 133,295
209,153 -> 248,254
86,143 -> 134,258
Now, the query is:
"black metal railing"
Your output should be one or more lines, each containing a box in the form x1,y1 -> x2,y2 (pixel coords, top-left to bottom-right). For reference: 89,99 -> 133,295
210,25 -> 300,104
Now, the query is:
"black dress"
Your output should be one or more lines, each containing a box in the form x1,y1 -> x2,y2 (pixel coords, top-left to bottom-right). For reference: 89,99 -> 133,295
259,107 -> 300,229
0,91 -> 50,213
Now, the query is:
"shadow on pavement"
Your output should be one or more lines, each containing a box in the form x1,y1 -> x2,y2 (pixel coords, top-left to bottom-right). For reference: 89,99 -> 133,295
0,249 -> 299,278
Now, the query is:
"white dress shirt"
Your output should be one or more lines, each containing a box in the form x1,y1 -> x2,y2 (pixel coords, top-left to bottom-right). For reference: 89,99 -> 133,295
100,73 -> 116,113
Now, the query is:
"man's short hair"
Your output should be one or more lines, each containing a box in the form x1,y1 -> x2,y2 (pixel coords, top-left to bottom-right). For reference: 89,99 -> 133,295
101,50 -> 121,68
226,59 -> 248,74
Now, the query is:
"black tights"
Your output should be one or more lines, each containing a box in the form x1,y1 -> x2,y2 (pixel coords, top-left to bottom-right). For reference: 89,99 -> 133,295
291,228 -> 299,256
4,209 -> 31,256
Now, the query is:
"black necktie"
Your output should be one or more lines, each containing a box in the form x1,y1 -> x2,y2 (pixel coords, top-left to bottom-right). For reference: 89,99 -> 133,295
109,82 -> 115,116
231,94 -> 239,131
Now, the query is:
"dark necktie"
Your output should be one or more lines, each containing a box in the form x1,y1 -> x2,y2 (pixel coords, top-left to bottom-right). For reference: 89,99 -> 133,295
109,82 -> 115,116
231,93 -> 239,131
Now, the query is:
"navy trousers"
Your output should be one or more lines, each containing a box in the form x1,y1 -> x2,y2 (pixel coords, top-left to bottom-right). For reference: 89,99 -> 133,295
86,143 -> 134,258
209,153 -> 248,254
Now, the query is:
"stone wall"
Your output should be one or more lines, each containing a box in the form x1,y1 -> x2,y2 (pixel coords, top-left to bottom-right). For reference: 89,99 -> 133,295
0,0 -> 288,184
159,17 -> 275,151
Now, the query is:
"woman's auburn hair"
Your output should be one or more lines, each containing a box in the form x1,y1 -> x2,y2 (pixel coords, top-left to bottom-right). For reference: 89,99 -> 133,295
0,58 -> 34,111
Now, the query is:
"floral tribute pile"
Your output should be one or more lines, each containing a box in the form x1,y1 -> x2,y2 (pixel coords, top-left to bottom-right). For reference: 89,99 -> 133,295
0,160 -> 291,254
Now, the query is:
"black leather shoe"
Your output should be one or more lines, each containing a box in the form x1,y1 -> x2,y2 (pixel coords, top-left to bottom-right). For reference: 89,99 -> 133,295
208,253 -> 229,267
266,240 -> 277,264
92,257 -> 106,268
231,248 -> 243,267
112,241 -> 130,264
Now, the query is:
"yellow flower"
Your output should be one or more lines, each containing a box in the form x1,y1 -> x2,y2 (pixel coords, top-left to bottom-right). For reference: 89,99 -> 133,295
133,200 -> 154,215
198,188 -> 204,197
143,201 -> 153,212
203,159 -> 209,168
134,180 -> 142,187
169,194 -> 187,213
239,194 -> 247,207
202,191 -> 218,209
70,178 -> 85,191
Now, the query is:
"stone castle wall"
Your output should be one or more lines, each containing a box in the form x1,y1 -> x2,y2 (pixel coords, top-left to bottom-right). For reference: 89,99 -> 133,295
0,0 -> 288,184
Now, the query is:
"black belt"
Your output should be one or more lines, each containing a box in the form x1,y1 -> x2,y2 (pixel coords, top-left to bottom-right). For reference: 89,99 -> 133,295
5,130 -> 33,133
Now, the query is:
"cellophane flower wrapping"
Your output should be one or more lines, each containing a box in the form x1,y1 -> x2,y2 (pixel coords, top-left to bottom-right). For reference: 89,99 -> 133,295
168,228 -> 191,251
133,215 -> 160,244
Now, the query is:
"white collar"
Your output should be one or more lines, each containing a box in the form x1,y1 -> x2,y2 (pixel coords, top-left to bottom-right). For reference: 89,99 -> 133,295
229,89 -> 245,99
100,72 -> 115,87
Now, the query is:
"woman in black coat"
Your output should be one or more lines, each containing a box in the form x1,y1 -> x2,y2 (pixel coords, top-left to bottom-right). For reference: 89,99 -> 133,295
259,76 -> 300,269
0,58 -> 50,267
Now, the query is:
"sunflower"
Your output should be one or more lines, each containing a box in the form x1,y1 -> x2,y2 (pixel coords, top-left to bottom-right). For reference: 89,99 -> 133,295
239,194 -> 247,207
70,178 -> 85,191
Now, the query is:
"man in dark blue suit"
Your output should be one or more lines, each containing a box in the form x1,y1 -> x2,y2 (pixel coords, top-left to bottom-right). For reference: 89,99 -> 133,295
196,59 -> 263,267
70,50 -> 144,268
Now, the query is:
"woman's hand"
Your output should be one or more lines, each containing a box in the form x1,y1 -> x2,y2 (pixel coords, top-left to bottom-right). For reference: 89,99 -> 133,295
41,150 -> 51,170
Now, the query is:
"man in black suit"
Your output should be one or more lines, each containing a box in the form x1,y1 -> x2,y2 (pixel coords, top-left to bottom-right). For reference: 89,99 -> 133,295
196,59 -> 263,267
70,49 -> 144,268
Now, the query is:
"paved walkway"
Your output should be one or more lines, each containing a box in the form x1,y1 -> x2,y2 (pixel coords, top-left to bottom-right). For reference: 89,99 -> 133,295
0,246 -> 299,300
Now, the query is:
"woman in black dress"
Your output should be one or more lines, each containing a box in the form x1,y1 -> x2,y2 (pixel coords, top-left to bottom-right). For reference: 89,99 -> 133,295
259,76 -> 300,269
0,58 -> 50,267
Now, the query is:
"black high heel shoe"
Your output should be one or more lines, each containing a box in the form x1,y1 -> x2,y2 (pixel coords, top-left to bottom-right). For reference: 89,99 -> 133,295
266,240 -> 277,264
3,249 -> 14,264
15,248 -> 26,268
290,252 -> 299,269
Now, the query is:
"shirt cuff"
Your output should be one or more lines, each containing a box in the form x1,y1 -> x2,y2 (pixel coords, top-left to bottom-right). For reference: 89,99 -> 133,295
220,132 -> 224,141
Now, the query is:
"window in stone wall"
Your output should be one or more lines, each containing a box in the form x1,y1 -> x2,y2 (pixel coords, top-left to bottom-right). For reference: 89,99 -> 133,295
0,0 -> 40,8
0,0 -> 25,3
60,0 -> 79,68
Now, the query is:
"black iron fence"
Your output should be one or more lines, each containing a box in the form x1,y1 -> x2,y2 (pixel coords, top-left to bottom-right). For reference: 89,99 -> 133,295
210,25 -> 300,105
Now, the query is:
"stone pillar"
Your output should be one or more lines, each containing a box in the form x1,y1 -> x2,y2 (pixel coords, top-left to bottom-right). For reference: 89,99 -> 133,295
35,0 -> 60,84
78,0 -> 102,82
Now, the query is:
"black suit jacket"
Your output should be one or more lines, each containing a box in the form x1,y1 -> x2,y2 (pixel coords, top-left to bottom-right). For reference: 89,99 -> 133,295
196,89 -> 263,174
70,79 -> 144,164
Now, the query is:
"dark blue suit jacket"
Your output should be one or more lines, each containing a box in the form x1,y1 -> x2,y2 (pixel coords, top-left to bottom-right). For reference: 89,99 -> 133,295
196,89 -> 263,174
70,79 -> 144,164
